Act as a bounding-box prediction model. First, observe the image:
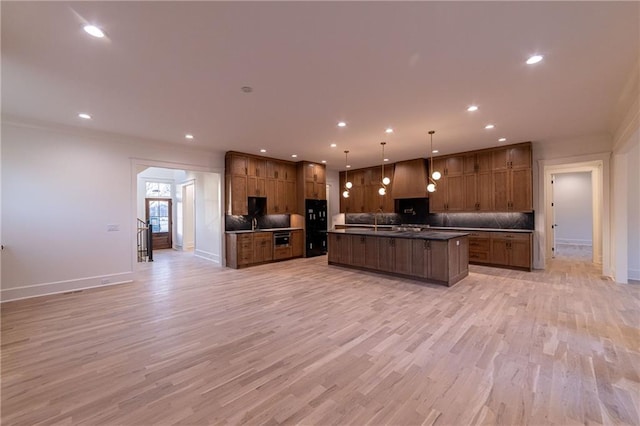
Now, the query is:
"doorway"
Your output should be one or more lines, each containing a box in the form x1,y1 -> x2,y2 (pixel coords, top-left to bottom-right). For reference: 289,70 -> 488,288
551,172 -> 593,261
542,158 -> 606,268
146,198 -> 173,249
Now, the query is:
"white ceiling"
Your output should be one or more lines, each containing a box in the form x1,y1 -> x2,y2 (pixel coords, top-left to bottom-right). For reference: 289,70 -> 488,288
2,1 -> 638,170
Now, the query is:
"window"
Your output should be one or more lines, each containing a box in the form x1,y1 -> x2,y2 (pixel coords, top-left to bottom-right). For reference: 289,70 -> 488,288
145,182 -> 171,198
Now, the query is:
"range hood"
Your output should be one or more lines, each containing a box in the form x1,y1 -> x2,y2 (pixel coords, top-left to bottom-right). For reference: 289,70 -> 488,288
391,158 -> 429,199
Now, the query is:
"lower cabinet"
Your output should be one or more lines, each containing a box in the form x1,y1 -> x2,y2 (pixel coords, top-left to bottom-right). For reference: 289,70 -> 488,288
489,233 -> 531,269
328,233 -> 352,264
350,235 -> 379,269
226,230 -> 303,269
467,231 -> 532,270
377,237 -> 413,274
291,230 -> 304,258
411,238 -> 468,282
253,233 -> 273,263
328,232 -> 469,286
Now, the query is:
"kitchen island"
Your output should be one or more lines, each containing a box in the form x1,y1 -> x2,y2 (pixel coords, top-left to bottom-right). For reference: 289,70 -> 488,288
328,229 -> 469,286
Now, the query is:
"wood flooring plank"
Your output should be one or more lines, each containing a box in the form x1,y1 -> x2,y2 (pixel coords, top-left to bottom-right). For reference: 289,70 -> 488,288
1,252 -> 639,425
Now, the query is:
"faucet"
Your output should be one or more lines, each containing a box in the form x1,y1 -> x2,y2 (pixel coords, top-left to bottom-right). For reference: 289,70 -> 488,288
251,217 -> 258,231
374,208 -> 384,232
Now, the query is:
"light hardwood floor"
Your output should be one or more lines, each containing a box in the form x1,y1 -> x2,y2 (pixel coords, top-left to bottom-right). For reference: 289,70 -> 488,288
2,252 -> 639,425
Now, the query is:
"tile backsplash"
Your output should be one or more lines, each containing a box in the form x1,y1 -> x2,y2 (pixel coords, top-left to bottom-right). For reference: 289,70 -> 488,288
346,211 -> 534,230
225,214 -> 290,231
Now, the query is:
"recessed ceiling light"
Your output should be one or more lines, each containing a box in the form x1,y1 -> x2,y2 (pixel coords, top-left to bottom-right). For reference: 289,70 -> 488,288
185,134 -> 194,140
385,128 -> 393,134
346,165 -> 351,168
498,138 -> 507,142
337,121 -> 347,128
467,105 -> 479,112
432,150 -> 439,153
526,55 -> 543,65
330,143 -> 337,148
321,160 -> 327,164
383,158 -> 389,162
485,124 -> 495,130
291,154 -> 297,158
241,86 -> 253,93
83,25 -> 105,38
78,113 -> 92,120
260,149 -> 267,153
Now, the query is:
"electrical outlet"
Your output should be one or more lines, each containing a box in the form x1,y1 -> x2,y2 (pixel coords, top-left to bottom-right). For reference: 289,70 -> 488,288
107,224 -> 120,232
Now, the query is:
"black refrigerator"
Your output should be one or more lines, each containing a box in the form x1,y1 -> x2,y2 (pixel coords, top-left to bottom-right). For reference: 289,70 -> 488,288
305,199 -> 327,257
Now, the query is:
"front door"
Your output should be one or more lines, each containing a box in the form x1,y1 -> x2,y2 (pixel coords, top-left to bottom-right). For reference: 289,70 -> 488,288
146,198 -> 172,249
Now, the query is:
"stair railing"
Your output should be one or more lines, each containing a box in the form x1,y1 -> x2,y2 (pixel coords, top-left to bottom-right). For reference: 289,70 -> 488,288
137,218 -> 154,262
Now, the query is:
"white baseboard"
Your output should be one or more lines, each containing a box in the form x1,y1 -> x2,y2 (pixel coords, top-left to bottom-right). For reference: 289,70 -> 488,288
629,268 -> 640,281
195,249 -> 220,265
1,271 -> 134,303
556,239 -> 592,246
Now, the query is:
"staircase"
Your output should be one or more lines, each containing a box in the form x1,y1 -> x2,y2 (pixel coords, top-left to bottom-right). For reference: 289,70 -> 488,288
137,218 -> 153,262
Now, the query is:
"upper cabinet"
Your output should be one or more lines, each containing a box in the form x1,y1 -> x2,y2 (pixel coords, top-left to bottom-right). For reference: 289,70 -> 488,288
430,142 -> 532,213
225,152 -> 298,215
299,161 -> 326,201
391,159 -> 429,199
339,165 -> 395,213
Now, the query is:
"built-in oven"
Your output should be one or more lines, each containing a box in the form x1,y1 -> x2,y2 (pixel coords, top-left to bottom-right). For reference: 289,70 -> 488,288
273,231 -> 291,248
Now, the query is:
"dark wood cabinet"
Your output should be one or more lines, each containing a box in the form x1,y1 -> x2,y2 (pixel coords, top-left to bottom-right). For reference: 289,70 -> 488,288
340,166 -> 394,214
492,167 -> 532,211
461,230 -> 532,270
226,152 -> 298,215
300,162 -> 327,201
463,151 -> 493,211
329,232 -> 469,286
377,237 -> 396,272
350,235 -> 378,269
432,142 -> 532,213
227,174 -> 248,215
429,173 -> 464,212
247,175 -> 265,197
227,229 -> 304,269
253,232 -> 273,263
291,230 -> 304,258
328,233 -> 351,264
490,232 -> 531,269
226,233 -> 253,268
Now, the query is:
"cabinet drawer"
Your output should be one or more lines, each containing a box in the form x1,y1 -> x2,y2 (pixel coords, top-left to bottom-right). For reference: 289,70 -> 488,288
468,238 -> 490,251
274,246 -> 293,260
469,251 -> 490,262
490,232 -> 531,241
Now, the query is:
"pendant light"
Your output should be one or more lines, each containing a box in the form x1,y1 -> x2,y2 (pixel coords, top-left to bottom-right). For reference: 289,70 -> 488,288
427,130 -> 439,193
343,150 -> 352,198
379,142 -> 391,195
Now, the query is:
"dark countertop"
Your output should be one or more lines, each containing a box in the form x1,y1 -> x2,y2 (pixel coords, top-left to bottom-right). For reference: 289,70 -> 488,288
226,227 -> 303,234
339,224 -> 533,234
328,229 -> 469,241
427,226 -> 533,234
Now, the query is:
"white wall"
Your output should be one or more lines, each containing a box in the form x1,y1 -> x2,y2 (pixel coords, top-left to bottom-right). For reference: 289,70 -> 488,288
1,120 -> 223,301
553,172 -> 593,245
326,169 -> 340,230
627,141 -> 640,280
183,183 -> 195,249
183,171 -> 222,263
